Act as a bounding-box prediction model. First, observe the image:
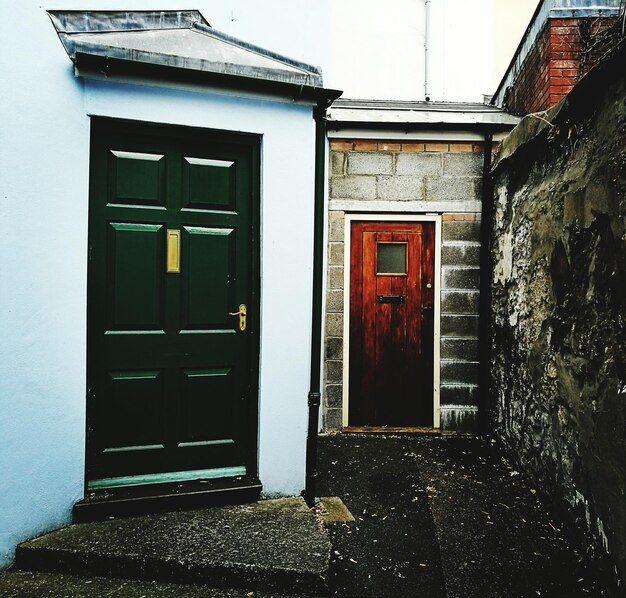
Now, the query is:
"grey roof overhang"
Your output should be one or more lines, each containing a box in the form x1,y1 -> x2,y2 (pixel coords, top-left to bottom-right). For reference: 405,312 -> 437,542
328,99 -> 520,132
48,10 -> 342,104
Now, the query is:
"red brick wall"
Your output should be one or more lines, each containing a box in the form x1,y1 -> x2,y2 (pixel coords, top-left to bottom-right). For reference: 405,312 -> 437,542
504,17 -> 616,115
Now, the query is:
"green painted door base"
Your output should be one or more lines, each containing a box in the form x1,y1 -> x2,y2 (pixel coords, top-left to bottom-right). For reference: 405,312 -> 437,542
89,466 -> 247,490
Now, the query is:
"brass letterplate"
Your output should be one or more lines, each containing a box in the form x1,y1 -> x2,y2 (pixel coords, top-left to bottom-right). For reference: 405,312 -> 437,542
166,229 -> 181,273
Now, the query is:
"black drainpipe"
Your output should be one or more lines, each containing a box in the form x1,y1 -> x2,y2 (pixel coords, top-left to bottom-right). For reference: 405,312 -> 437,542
478,131 -> 494,437
303,99 -> 330,507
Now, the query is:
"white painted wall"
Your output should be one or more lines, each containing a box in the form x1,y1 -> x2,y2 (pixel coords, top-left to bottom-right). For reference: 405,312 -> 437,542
0,0 -> 322,569
0,2 -> 89,571
330,0 -> 425,100
24,0 -> 531,101
428,0 -> 495,102
494,0 -> 539,90
329,0 -> 537,102
203,0 -> 332,75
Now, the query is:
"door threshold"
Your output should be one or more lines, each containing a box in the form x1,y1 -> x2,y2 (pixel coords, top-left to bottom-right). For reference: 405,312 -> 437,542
73,475 -> 262,522
342,426 -> 441,435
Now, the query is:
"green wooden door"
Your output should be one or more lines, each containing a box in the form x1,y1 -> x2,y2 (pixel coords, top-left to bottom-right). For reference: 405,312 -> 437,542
87,119 -> 259,489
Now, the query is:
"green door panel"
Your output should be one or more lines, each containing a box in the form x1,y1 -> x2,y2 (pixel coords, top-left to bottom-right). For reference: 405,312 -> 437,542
110,150 -> 166,207
107,223 -> 165,330
104,370 -> 164,449
87,119 -> 260,489
180,367 -> 237,443
182,156 -> 236,210
181,226 -> 234,330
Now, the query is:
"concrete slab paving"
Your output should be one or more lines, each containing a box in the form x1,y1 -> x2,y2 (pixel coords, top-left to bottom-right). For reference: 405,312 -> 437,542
317,434 -> 612,598
14,497 -> 330,595
417,437 -> 613,598
318,435 -> 447,598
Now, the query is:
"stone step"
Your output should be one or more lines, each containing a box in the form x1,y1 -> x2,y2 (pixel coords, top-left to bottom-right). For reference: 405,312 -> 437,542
0,570 -> 325,597
14,498 -> 330,596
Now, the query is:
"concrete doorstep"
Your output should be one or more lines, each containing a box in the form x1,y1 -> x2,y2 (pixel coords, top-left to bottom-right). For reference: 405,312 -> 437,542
7,497 -> 331,597
0,571 -> 326,598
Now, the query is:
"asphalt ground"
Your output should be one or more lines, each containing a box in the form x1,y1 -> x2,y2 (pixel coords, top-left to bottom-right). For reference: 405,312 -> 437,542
317,433 -> 611,598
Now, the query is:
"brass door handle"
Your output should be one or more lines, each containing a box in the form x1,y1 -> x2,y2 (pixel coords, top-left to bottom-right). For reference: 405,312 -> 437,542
229,304 -> 247,331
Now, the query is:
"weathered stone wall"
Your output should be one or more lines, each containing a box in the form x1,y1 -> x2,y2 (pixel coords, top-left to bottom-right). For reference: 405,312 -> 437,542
491,44 -> 626,593
324,140 -> 486,431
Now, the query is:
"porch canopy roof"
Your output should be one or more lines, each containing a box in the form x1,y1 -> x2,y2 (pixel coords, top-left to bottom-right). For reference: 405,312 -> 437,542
48,10 -> 341,103
328,99 -> 520,133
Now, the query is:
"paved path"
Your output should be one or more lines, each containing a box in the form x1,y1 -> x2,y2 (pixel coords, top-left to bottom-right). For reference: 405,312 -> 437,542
318,433 -> 609,598
0,434 -> 612,597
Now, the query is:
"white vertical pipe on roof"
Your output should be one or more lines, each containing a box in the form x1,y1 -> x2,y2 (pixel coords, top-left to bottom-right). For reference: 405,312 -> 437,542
424,0 -> 432,100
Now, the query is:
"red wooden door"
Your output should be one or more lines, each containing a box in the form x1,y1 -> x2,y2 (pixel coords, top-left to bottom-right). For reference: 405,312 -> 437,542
349,221 -> 435,426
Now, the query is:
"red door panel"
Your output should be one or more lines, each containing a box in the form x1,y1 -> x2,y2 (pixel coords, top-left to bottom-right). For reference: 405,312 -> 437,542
349,221 -> 435,426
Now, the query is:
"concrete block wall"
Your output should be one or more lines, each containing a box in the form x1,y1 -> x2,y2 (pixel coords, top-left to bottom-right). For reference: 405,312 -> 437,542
324,139 -> 485,432
439,214 -> 481,431
325,209 -> 345,431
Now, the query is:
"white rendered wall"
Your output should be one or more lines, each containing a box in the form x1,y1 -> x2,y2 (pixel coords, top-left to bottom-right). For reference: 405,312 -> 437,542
200,0 -> 332,76
493,0 -> 539,91
329,0 -> 536,102
223,0 -> 535,102
0,2 -> 89,571
428,0 -> 495,102
330,0 -> 425,100
0,0 -> 319,569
